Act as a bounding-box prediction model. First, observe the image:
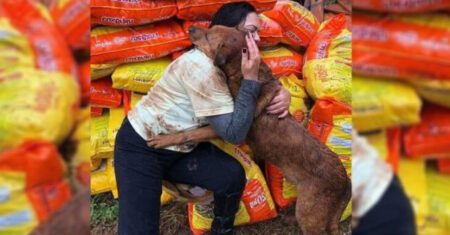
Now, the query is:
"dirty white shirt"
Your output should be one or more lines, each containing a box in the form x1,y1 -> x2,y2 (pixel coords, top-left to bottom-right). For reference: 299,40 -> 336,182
352,131 -> 393,225
128,49 -> 234,152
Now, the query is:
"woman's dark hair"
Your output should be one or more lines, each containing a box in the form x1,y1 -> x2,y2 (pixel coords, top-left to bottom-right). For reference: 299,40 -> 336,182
209,2 -> 257,28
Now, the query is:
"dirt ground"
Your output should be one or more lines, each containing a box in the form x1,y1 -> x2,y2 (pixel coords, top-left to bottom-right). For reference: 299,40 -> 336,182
91,193 -> 351,235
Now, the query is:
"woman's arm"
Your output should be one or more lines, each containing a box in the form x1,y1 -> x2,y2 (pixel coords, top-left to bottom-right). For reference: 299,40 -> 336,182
147,80 -> 260,148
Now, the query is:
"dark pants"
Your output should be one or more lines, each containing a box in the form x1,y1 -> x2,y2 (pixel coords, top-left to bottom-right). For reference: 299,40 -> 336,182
353,176 -> 416,235
114,117 -> 246,235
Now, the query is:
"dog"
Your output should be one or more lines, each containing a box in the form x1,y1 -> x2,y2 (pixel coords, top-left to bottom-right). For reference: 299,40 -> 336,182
148,25 -> 351,235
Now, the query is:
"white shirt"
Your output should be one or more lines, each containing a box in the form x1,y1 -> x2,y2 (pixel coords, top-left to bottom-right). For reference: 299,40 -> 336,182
352,131 -> 394,224
128,49 -> 234,152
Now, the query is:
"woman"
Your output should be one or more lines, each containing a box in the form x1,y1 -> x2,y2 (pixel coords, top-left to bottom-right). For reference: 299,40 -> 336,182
352,132 -> 416,235
114,2 -> 291,235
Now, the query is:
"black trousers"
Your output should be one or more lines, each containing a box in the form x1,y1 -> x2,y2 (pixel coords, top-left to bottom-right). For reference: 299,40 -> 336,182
353,176 -> 416,235
113,117 -> 246,235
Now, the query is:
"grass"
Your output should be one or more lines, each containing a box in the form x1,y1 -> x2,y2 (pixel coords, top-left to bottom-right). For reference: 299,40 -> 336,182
91,192 -> 351,235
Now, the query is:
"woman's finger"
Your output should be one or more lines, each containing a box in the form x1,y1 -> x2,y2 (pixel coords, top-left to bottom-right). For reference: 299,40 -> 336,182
266,102 -> 285,112
278,110 -> 289,118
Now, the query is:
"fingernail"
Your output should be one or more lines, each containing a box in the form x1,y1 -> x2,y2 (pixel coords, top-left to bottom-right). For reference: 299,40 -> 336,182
242,48 -> 247,53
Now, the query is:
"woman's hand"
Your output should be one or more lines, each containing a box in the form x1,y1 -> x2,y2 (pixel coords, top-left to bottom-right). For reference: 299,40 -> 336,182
147,133 -> 185,149
266,88 -> 291,118
241,33 -> 260,81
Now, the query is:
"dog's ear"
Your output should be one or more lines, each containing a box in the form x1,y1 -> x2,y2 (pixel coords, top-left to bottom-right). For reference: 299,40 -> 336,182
213,42 -> 227,66
189,26 -> 207,47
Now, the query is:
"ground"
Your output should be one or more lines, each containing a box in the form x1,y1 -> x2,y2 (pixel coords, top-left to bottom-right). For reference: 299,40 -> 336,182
91,193 -> 351,235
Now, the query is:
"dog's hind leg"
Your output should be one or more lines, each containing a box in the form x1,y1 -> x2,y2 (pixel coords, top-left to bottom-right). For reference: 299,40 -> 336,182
327,180 -> 352,235
295,187 -> 328,235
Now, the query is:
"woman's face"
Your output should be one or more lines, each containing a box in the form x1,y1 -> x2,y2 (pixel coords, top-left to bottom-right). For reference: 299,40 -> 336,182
239,12 -> 261,42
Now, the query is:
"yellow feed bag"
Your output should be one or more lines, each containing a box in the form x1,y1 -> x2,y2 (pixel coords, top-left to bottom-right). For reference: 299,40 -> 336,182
112,57 -> 171,93
188,141 -> 277,235
303,14 -> 351,105
0,68 -> 79,152
279,74 -> 309,124
352,76 -> 422,132
91,63 -> 118,80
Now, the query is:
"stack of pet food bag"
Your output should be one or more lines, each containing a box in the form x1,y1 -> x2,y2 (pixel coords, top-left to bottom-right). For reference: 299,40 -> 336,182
353,1 -> 450,233
0,0 -> 90,233
90,0 -> 351,233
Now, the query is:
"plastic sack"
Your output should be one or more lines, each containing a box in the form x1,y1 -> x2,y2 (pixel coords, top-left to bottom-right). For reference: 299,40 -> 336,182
45,0 -> 90,50
352,76 -> 421,132
0,172 -> 38,234
0,68 -> 79,151
0,174 -> 71,232
0,0 -> 76,76
398,158 -> 429,229
411,79 -> 450,108
258,14 -> 283,47
91,158 -> 102,172
307,98 -> 352,157
0,141 -> 66,189
91,63 -> 118,80
26,181 -> 72,222
353,0 -> 450,13
70,108 -> 90,187
112,57 -> 171,93
91,77 -> 123,108
353,14 -> 450,81
188,141 -> 277,235
90,159 -> 118,198
361,128 -> 401,172
123,91 -> 145,114
91,0 -> 177,26
437,159 -> 450,175
261,46 -> 303,78
303,14 -> 351,105
423,169 -> 450,234
78,61 -> 90,106
0,17 -> 34,69
91,112 -> 112,157
403,104 -> 450,158
278,74 -> 309,124
263,1 -> 319,47
91,107 -> 104,117
176,0 -> 276,20
91,21 -> 191,64
107,108 -> 125,151
264,162 -> 297,209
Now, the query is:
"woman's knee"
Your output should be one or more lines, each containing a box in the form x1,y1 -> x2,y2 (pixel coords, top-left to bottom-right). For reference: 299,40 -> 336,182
217,159 -> 246,195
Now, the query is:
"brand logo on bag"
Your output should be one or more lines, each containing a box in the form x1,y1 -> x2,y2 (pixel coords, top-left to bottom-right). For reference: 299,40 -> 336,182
101,17 -> 134,25
59,1 -> 86,25
249,194 -> 267,209
131,33 -> 160,42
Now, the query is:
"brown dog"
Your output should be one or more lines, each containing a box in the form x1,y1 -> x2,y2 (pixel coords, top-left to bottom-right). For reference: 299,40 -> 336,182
148,25 -> 351,235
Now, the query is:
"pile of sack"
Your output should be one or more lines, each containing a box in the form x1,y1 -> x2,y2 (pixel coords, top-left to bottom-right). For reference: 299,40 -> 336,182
352,2 -> 450,233
0,0 -> 89,233
90,0 -> 352,233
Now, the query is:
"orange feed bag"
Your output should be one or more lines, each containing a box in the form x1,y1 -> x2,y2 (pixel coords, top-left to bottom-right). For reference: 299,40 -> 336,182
176,0 -> 276,20
403,105 -> 450,158
91,20 -> 191,64
353,14 -> 450,81
91,78 -> 123,108
263,1 -> 319,47
91,0 -> 177,26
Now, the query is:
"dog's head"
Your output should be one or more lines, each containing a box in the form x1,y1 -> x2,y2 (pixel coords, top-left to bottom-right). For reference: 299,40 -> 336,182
188,25 -> 246,67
